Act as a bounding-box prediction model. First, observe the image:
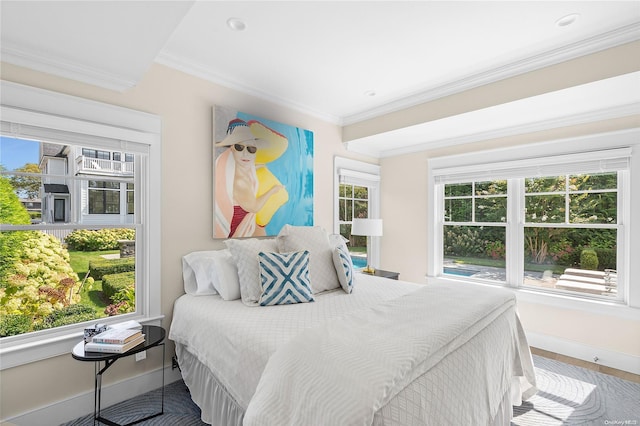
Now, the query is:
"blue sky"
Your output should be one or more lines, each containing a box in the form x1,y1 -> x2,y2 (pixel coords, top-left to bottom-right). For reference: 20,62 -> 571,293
0,136 -> 40,171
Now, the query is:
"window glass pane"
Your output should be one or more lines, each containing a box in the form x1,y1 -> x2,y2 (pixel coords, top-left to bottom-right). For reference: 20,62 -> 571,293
338,199 -> 348,221
341,184 -> 352,198
354,185 -> 368,200
1,135 -> 139,337
570,192 -> 617,224
476,197 -> 507,222
523,227 -> 617,298
445,183 -> 472,197
443,225 -> 505,281
354,200 -> 368,219
445,199 -> 472,222
525,194 -> 565,223
475,180 -> 507,195
570,173 -> 617,191
525,176 -> 565,193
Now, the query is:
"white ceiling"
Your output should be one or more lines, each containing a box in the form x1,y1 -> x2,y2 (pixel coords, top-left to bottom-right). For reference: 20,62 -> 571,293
1,1 -> 639,154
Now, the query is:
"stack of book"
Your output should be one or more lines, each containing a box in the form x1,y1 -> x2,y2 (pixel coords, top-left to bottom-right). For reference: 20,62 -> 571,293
84,328 -> 145,354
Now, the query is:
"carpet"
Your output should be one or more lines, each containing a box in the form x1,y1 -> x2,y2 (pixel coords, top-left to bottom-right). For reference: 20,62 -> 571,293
513,355 -> 640,425
62,355 -> 639,425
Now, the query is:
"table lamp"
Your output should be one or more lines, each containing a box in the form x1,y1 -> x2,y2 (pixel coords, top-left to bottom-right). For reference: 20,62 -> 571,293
351,218 -> 383,274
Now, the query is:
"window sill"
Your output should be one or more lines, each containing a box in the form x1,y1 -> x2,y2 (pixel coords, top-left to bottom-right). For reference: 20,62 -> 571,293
426,275 -> 640,322
0,315 -> 164,370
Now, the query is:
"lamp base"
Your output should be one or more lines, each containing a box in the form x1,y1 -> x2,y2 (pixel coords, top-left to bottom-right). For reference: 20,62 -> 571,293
362,265 -> 376,274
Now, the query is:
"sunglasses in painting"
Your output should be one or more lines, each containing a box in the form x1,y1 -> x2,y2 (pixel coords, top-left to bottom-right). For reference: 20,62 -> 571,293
233,144 -> 257,154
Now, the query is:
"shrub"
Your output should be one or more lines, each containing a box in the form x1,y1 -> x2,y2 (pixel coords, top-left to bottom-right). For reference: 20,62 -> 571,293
35,304 -> 97,330
102,271 -> 135,300
0,314 -> 33,337
594,247 -> 616,270
443,227 -> 485,257
0,231 -> 82,334
105,285 -> 135,316
580,249 -> 599,270
485,241 -> 505,260
65,228 -> 135,251
88,258 -> 135,280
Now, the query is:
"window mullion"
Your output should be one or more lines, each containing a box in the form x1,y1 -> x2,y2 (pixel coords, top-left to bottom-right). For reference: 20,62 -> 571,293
506,178 -> 524,287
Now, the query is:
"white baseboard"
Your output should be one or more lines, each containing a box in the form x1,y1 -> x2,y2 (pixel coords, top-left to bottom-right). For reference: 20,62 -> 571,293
4,365 -> 183,426
526,331 -> 640,375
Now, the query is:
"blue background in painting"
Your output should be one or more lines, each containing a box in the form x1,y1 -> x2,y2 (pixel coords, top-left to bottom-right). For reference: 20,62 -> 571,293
236,112 -> 314,235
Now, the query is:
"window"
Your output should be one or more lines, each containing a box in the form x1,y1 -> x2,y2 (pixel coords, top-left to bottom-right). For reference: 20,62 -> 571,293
334,157 -> 381,269
88,180 -> 122,214
82,148 -> 110,160
443,180 -> 507,281
0,81 -> 161,369
428,131 -> 639,310
338,183 -> 370,268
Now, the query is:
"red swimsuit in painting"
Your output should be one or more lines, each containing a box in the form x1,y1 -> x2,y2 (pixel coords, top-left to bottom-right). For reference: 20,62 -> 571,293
230,205 -> 249,237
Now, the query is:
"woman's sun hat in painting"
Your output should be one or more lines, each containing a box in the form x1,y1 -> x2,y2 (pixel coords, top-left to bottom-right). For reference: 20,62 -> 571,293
216,118 -> 288,164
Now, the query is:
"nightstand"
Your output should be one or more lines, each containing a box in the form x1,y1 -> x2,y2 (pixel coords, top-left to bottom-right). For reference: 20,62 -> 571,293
363,269 -> 399,280
72,325 -> 165,426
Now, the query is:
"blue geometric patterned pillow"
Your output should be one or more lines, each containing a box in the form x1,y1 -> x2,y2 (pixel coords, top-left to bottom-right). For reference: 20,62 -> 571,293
258,251 -> 315,306
332,244 -> 354,294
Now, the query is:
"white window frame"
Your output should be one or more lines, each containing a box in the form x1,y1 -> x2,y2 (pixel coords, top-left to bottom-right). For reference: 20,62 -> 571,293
427,129 -> 640,321
334,157 -> 381,268
0,81 -> 162,369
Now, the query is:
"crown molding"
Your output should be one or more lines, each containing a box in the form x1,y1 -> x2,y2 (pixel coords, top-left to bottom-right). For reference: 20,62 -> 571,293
342,22 -> 640,126
1,41 -> 138,92
154,50 -> 342,125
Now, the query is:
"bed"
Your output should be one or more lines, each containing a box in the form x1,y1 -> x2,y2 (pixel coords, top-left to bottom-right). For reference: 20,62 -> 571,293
169,226 -> 537,426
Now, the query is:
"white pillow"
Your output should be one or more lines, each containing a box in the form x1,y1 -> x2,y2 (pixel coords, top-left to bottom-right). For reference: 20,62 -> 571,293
182,249 -> 241,300
332,244 -> 354,294
258,251 -> 314,306
328,233 -> 349,249
276,225 -> 340,293
182,251 -> 219,296
225,238 -> 279,306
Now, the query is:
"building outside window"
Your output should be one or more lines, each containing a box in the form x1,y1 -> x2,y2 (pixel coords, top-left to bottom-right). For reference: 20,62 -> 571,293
0,81 -> 161,370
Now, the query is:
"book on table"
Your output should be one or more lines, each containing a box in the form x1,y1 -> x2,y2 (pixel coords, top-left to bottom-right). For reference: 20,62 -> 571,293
84,334 -> 146,354
91,328 -> 142,345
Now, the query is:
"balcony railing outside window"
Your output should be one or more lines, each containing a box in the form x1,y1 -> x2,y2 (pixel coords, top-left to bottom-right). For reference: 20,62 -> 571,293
76,156 -> 134,176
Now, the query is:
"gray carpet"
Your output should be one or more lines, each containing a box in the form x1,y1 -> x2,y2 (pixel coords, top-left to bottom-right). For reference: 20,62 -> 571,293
62,355 -> 639,425
512,355 -> 640,425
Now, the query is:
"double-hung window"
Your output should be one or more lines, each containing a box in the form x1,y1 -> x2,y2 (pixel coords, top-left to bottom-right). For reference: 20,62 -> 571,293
429,131 -> 638,306
334,157 -> 381,269
0,81 -> 161,369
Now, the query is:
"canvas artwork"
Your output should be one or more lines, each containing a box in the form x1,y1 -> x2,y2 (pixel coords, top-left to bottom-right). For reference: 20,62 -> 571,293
213,106 -> 314,238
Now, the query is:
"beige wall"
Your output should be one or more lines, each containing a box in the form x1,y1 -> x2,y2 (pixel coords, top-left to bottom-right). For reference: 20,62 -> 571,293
0,62 -> 365,420
1,40 -> 639,419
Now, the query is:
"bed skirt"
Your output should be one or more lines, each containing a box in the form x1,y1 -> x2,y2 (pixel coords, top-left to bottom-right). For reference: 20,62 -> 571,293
176,343 -> 244,426
176,341 -> 517,426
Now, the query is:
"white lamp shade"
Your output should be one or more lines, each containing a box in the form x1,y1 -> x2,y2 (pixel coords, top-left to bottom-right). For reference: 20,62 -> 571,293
351,218 -> 383,237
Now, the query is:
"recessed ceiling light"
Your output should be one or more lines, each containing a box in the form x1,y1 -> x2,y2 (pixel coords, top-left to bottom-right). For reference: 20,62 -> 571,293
227,17 -> 246,31
556,13 -> 580,28
364,90 -> 377,97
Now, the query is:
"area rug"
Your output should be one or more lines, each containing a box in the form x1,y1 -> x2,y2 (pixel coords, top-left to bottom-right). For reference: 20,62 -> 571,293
61,355 -> 639,425
513,355 -> 640,425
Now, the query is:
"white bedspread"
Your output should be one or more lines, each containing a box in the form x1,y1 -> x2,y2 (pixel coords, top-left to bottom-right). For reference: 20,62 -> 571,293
169,275 -> 422,409
243,283 -> 534,426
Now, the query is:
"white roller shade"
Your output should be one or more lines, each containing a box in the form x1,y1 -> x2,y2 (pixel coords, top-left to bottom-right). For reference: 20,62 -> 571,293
433,147 -> 631,184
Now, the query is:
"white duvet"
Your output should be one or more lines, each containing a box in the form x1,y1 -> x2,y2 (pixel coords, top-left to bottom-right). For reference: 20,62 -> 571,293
169,275 -> 536,425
